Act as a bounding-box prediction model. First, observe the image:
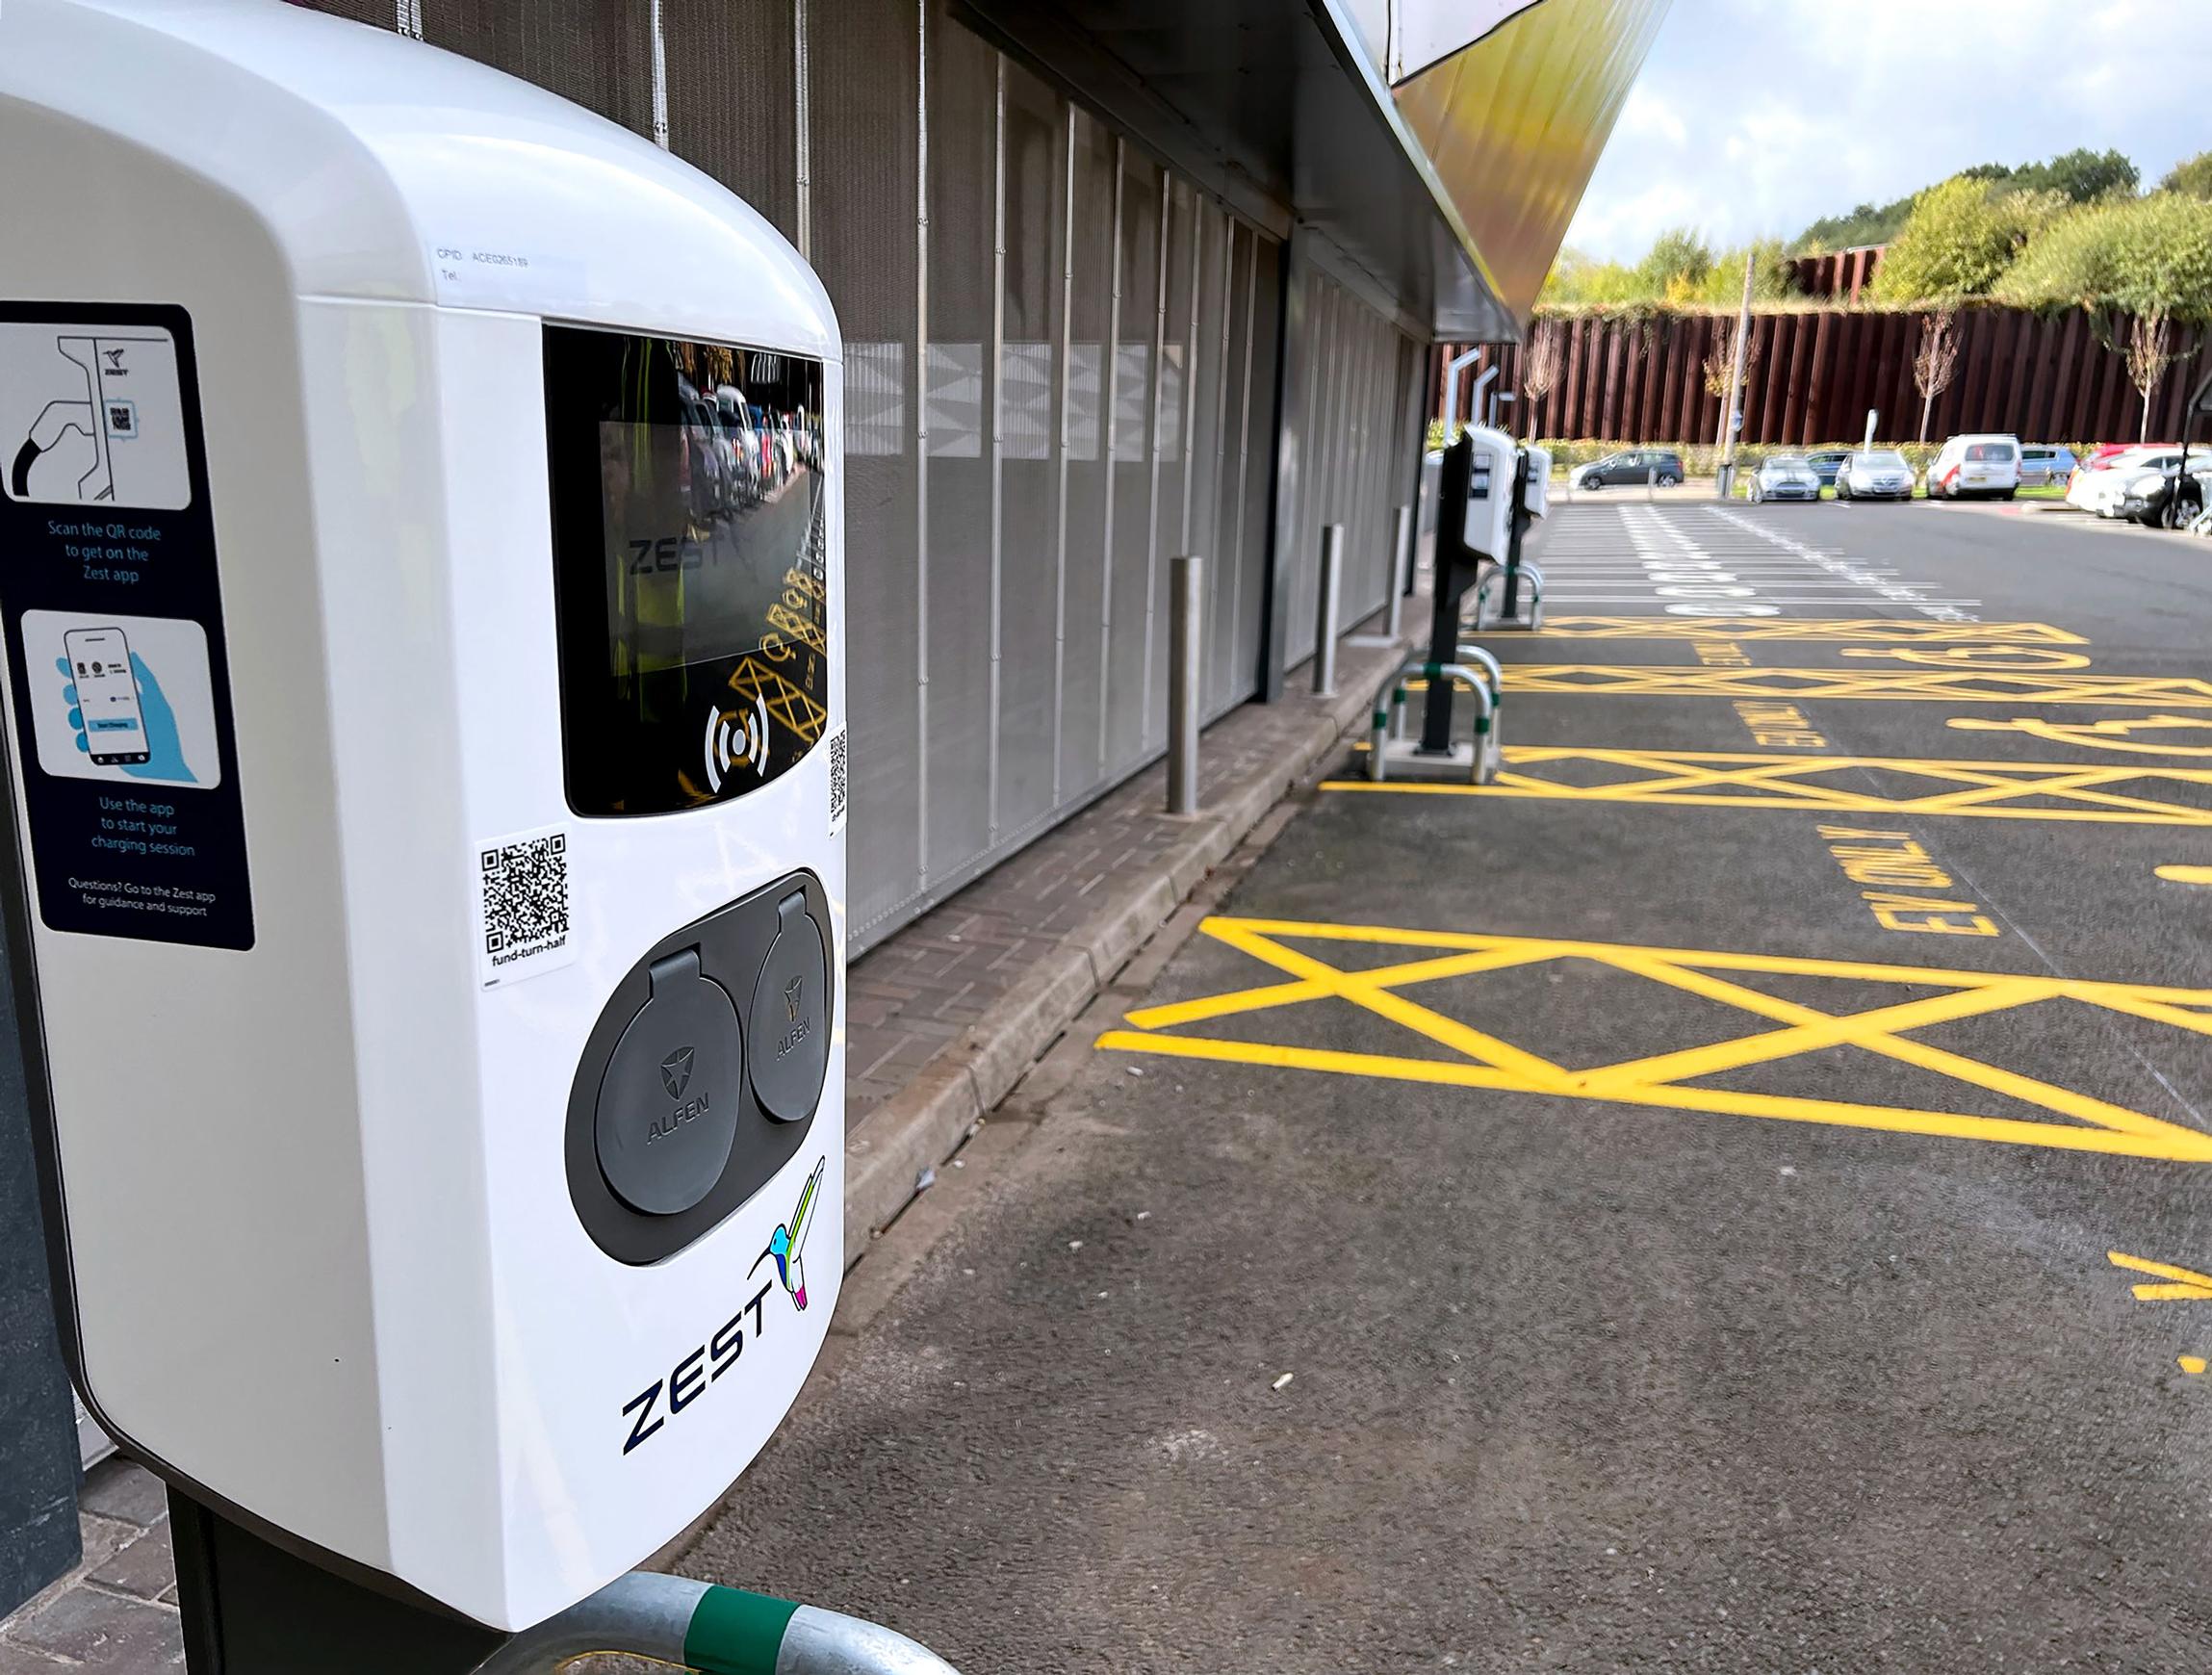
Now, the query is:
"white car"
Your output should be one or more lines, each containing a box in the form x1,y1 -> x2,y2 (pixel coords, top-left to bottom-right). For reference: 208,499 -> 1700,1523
2068,448 -> 2193,517
1925,433 -> 2020,501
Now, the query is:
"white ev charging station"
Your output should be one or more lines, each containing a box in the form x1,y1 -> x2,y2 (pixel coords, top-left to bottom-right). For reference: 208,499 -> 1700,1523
0,0 -> 852,1651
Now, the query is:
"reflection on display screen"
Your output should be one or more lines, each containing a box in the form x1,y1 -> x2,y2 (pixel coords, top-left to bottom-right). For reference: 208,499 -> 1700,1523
546,325 -> 832,816
598,348 -> 825,679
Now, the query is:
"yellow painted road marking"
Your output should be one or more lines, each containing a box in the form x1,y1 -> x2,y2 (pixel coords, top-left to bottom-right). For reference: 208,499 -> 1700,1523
1099,916 -> 2212,1163
1321,748 -> 2212,827
2179,1355 -> 2206,1375
1949,715 -> 2212,757
1533,618 -> 2086,644
1499,666 -> 2212,709
2108,1250 -> 2212,1300
1838,646 -> 2092,670
2157,865 -> 2212,885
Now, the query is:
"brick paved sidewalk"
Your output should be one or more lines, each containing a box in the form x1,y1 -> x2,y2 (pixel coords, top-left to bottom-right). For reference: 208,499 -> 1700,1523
0,1458 -> 179,1672
844,636 -> 1402,1124
0,626 -> 1409,1668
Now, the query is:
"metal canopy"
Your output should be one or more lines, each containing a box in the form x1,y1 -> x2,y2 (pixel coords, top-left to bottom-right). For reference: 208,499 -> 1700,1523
954,0 -> 1518,342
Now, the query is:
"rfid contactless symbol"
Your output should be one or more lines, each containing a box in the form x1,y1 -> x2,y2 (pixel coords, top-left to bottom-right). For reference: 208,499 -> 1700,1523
702,691 -> 771,793
752,1158 -> 823,1312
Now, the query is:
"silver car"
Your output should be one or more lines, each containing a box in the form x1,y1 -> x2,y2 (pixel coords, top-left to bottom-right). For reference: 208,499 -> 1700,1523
1834,450 -> 1916,502
1747,455 -> 1821,502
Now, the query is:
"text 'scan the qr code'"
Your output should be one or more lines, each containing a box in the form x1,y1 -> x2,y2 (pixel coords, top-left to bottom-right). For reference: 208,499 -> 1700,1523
476,825 -> 578,990
826,724 -> 848,838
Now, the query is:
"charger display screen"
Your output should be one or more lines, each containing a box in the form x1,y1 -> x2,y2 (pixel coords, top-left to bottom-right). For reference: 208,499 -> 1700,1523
546,326 -> 830,817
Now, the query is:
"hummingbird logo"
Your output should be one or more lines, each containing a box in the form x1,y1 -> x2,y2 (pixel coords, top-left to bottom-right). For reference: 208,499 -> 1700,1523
752,1158 -> 823,1312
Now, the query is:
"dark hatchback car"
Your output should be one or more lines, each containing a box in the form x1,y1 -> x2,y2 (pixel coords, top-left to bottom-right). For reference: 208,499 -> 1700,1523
1805,450 -> 1849,489
1572,449 -> 1685,490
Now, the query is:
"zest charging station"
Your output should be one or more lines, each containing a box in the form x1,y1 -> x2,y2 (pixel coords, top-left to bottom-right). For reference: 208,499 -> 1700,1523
1418,425 -> 1518,753
0,0 -> 853,1662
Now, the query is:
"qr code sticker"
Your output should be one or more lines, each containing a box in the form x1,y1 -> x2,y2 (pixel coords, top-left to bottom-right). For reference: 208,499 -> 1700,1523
827,724 -> 848,837
476,826 -> 577,990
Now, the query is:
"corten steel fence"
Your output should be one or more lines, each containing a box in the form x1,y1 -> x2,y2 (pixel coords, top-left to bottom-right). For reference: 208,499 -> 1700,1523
1446,304 -> 2212,448
298,0 -> 1418,948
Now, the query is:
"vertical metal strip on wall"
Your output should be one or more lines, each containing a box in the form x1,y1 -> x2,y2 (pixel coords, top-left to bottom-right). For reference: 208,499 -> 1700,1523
1206,217 -> 1237,710
648,0 -> 669,146
1139,169 -> 1170,745
792,0 -> 810,257
912,0 -> 931,887
1095,141 -> 1125,773
1179,199 -> 1202,552
1050,105 -> 1075,805
986,56 -> 1006,842
1225,227 -> 1257,694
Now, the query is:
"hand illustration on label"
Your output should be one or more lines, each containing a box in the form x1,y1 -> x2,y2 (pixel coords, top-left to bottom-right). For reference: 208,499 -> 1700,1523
59,652 -> 195,783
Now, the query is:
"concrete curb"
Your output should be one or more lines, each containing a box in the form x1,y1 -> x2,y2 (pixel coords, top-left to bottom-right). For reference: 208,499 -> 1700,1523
839,647 -> 1402,1268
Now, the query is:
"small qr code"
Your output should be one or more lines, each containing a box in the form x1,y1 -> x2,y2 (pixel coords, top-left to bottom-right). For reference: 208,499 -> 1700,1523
827,726 -> 848,834
480,831 -> 569,965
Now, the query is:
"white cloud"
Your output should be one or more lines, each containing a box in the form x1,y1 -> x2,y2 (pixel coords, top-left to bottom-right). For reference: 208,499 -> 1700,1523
1562,0 -> 2212,262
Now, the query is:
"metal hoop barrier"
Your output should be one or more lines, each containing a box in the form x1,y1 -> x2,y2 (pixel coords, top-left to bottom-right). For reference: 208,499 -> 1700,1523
467,1572 -> 961,1675
1452,642 -> 1505,704
1368,658 -> 1502,786
1473,562 -> 1544,631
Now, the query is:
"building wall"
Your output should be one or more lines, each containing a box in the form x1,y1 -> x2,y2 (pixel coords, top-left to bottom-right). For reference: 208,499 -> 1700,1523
291,0 -> 1417,947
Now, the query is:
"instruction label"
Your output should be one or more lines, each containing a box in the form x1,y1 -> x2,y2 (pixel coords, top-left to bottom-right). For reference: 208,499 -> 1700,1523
0,305 -> 253,948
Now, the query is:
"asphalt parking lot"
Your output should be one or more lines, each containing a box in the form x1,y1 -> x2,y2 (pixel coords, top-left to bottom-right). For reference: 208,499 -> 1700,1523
690,500 -> 2212,1671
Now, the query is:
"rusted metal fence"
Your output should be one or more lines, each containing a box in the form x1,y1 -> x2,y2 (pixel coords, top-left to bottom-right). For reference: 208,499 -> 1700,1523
1447,304 -> 2212,447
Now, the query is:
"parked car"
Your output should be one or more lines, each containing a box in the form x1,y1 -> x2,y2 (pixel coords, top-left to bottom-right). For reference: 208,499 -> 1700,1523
1833,450 -> 1916,502
2068,448 -> 2195,517
1805,450 -> 1850,489
1746,455 -> 1821,502
2117,460 -> 2210,528
1925,433 -> 2020,500
1572,449 -> 1684,490
2016,444 -> 2079,488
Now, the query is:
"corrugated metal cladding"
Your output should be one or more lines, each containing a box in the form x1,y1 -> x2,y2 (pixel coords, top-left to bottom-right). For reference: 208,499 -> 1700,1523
296,0 -> 1416,948
1283,271 -> 1422,668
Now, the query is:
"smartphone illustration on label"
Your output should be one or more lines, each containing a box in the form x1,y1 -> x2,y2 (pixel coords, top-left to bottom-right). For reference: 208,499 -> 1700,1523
63,627 -> 149,766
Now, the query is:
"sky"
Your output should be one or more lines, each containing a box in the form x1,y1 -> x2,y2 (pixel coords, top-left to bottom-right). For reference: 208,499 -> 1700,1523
1562,0 -> 2212,263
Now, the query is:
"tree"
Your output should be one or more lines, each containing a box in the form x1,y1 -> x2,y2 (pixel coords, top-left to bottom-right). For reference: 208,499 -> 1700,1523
1796,194 -> 1916,254
2127,311 -> 2182,441
1914,308 -> 1960,442
1796,149 -> 2141,254
2165,151 -> 2212,200
1701,315 -> 1760,448
1520,319 -> 1564,411
1637,227 -> 1714,298
1872,176 -> 2030,303
2009,146 -> 2139,203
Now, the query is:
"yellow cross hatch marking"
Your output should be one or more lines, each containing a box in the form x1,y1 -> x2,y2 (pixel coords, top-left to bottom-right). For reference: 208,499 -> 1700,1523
1500,666 -> 2212,709
2108,1250 -> 2212,1301
1321,748 -> 2212,827
1098,917 -> 2212,1163
1534,618 -> 2087,645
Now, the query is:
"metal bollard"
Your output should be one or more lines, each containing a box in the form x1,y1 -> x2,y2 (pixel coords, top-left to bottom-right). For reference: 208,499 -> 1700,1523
1168,554 -> 1202,815
1646,466 -> 1657,502
1385,503 -> 1411,640
1313,524 -> 1344,696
